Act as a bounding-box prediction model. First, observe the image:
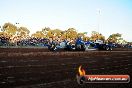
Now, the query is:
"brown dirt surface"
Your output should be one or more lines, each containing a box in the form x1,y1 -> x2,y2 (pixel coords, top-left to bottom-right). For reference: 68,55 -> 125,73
0,48 -> 132,88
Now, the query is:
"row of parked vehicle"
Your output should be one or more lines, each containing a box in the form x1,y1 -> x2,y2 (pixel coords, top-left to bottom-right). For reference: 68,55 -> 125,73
48,38 -> 113,51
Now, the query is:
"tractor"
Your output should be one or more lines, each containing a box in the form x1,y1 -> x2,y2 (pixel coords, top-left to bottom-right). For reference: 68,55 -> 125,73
48,38 -> 86,51
48,38 -> 112,51
85,40 -> 113,51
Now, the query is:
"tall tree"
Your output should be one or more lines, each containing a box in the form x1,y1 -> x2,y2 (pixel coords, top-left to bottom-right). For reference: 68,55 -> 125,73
2,23 -> 17,35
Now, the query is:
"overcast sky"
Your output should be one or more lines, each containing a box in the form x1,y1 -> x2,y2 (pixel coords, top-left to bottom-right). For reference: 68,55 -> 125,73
0,0 -> 132,41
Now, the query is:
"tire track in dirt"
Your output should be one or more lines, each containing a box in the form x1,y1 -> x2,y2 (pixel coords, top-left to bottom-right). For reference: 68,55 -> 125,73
0,49 -> 132,88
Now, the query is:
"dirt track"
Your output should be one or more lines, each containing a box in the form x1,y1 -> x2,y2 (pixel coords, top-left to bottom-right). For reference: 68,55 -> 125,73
0,48 -> 132,88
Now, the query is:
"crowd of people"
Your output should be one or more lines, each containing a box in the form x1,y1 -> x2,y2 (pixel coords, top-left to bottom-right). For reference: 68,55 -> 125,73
0,36 -> 10,46
0,35 -> 132,48
0,36 -> 49,47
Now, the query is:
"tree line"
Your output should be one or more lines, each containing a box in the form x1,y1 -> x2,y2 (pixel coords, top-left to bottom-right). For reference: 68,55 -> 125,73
0,22 -> 128,45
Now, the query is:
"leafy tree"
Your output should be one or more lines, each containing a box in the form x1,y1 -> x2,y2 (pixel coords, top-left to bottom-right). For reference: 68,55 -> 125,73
31,31 -> 44,38
90,31 -> 105,41
66,28 -> 78,39
2,23 -> 17,35
47,30 -> 54,38
42,27 -> 62,38
17,27 -> 30,38
107,33 -> 122,43
42,27 -> 51,37
52,29 -> 62,37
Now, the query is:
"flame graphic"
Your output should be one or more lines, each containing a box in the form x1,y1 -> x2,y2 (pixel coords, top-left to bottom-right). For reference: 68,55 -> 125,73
78,65 -> 86,76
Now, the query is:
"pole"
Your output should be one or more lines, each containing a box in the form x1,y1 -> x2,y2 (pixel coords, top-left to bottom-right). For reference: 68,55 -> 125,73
97,9 -> 101,34
97,9 -> 101,40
